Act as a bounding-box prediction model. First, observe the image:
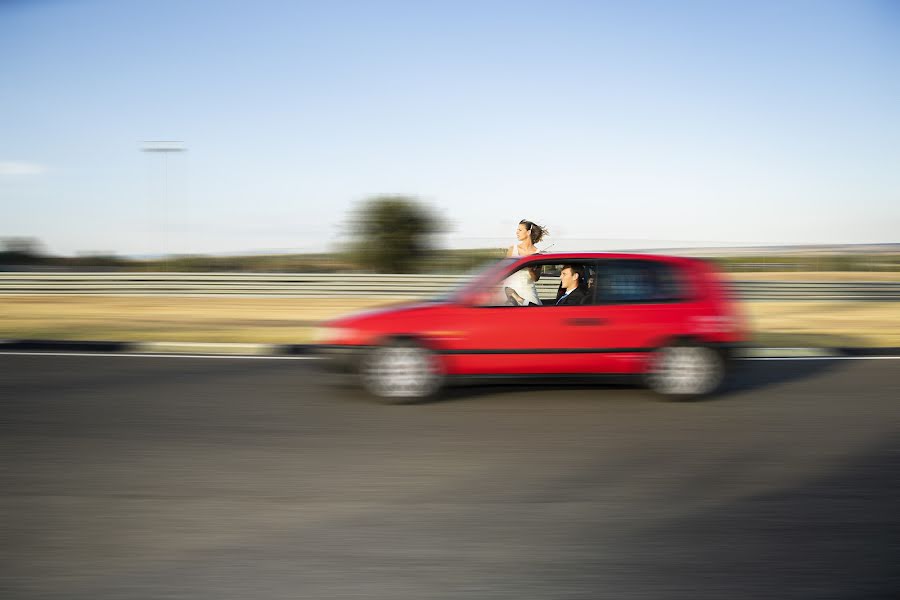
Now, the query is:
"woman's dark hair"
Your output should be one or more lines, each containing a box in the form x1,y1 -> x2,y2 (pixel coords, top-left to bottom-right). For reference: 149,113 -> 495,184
519,219 -> 548,244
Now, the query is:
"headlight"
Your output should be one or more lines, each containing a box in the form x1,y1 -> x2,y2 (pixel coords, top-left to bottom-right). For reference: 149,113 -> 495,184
310,326 -> 355,345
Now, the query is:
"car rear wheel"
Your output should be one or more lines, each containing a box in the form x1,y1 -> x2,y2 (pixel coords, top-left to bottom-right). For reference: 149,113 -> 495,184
359,340 -> 443,403
645,344 -> 724,399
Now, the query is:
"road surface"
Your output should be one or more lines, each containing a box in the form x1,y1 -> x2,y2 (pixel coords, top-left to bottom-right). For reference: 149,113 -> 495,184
1,354 -> 898,599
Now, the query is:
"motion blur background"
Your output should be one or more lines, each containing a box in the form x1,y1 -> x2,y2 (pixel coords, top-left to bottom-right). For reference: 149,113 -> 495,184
1,1 -> 899,598
2,0 -> 899,346
2,0 -> 898,346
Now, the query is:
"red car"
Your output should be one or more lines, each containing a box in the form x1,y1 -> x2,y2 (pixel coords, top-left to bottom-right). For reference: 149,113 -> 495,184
315,253 -> 747,402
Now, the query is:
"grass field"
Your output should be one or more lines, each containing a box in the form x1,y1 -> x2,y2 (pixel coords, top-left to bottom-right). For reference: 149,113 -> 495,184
2,293 -> 898,347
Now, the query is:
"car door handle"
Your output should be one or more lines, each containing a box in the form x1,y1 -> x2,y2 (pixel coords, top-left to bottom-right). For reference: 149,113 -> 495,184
565,318 -> 607,326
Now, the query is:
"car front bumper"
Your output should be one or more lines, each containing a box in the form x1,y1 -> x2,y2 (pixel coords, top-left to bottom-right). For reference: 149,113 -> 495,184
312,344 -> 369,373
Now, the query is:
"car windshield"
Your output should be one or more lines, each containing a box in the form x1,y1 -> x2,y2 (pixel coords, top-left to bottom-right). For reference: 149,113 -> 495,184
435,258 -> 517,302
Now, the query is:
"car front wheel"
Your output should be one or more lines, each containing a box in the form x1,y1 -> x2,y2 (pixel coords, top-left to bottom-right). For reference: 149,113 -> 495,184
359,340 -> 443,403
645,344 -> 725,399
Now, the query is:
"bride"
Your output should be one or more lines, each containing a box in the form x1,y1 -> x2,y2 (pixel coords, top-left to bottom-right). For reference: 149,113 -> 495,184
503,219 -> 548,305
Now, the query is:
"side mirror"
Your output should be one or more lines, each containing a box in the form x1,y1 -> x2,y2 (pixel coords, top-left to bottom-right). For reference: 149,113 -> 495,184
465,290 -> 493,307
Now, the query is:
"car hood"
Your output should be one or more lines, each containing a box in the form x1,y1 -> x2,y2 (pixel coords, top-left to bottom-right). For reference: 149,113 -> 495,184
326,300 -> 451,328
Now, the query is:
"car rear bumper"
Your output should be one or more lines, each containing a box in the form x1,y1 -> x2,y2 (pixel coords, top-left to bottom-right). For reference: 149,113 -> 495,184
713,341 -> 748,362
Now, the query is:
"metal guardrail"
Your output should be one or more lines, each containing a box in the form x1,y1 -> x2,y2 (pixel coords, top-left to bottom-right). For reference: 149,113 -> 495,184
0,273 -> 899,301
730,281 -> 900,301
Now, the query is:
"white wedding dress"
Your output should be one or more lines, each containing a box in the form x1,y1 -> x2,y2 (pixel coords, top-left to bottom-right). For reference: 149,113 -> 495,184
504,243 -> 542,305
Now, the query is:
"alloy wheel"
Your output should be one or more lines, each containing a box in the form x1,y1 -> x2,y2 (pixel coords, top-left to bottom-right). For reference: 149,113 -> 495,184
647,345 -> 723,398
360,343 -> 441,401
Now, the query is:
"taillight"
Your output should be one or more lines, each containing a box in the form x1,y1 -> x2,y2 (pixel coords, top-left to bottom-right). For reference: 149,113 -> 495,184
691,315 -> 739,334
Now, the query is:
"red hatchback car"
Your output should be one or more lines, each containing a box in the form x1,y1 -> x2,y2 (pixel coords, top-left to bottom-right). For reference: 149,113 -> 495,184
315,253 -> 747,401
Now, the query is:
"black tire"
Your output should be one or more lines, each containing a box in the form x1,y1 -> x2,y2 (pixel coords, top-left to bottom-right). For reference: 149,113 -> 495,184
644,343 -> 725,399
359,339 -> 444,403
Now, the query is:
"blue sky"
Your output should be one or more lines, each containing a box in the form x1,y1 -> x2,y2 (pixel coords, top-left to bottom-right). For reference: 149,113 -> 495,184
2,0 -> 898,255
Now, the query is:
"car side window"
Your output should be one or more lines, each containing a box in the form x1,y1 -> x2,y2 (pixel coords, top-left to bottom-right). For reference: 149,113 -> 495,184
472,263 -> 546,307
544,262 -> 596,306
474,261 -> 600,307
596,260 -> 685,304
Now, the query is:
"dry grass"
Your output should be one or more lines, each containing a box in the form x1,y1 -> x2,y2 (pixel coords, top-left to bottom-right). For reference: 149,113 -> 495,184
0,296 -> 407,344
742,301 -> 900,347
2,294 -> 898,347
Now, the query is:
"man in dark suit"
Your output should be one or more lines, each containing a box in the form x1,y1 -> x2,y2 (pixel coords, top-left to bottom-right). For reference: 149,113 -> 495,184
555,264 -> 588,305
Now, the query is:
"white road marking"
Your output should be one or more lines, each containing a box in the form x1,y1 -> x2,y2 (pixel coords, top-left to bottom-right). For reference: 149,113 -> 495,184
0,352 -> 898,361
0,352 -> 321,360
743,356 -> 900,360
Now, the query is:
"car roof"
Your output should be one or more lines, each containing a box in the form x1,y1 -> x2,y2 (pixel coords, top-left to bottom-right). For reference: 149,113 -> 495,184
515,251 -> 704,265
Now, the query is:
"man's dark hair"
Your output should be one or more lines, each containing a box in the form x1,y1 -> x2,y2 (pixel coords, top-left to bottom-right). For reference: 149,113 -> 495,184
561,263 -> 585,286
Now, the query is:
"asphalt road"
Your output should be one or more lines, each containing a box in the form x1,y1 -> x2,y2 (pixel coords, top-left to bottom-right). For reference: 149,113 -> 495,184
1,354 -> 899,599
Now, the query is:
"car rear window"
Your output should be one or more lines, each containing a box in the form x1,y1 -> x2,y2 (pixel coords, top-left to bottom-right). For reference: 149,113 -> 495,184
596,260 -> 686,303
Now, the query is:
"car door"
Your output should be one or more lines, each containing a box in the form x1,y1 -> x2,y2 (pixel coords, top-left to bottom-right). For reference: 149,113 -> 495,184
440,260 -> 618,375
583,259 -> 693,373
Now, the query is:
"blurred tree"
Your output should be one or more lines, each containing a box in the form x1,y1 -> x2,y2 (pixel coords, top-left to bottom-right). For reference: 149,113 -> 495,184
0,237 -> 46,265
346,196 -> 443,273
